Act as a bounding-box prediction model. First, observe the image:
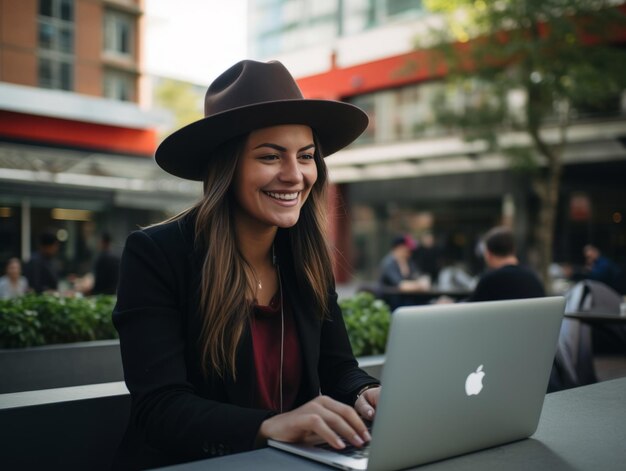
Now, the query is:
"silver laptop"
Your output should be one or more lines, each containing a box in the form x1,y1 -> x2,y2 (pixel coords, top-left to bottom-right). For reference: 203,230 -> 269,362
269,296 -> 565,471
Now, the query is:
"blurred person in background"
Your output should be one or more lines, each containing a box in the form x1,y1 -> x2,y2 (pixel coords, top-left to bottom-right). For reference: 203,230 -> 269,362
581,244 -> 623,294
92,233 -> 120,295
379,234 -> 426,291
412,233 -> 440,284
379,234 -> 430,310
0,258 -> 29,299
23,231 -> 60,294
468,226 -> 545,302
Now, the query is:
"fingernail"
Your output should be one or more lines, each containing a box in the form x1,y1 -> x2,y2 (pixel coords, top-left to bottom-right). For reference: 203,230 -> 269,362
363,430 -> 372,442
353,435 -> 364,446
336,438 -> 346,449
367,409 -> 374,418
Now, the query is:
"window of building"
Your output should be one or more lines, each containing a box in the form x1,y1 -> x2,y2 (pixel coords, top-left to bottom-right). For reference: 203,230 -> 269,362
40,0 -> 53,16
348,74 -> 623,147
38,22 -> 73,53
38,0 -> 74,90
40,0 -> 73,19
104,70 -> 135,102
251,0 -> 340,56
349,93 -> 377,144
38,57 -> 72,90
386,0 -> 421,18
348,81 -> 462,145
311,0 -> 336,16
342,0 -> 423,35
104,10 -> 135,57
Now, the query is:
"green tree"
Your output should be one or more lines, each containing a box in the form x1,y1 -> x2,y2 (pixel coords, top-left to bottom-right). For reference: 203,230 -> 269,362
420,0 -> 626,286
154,78 -> 204,138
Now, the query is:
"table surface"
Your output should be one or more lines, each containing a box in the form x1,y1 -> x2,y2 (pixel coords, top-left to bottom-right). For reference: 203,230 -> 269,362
564,312 -> 626,323
157,377 -> 626,471
359,283 -> 471,297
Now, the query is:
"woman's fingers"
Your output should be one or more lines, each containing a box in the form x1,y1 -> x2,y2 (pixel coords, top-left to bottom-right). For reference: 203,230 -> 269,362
355,395 -> 374,419
298,412 -> 346,449
316,396 -> 371,444
258,395 -> 371,449
364,387 -> 380,408
355,387 -> 381,420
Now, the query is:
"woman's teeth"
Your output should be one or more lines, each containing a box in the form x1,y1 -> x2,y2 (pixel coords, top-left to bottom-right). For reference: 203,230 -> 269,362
265,191 -> 298,201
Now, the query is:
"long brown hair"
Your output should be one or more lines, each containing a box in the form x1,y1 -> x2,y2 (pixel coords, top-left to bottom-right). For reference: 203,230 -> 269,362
170,133 -> 333,379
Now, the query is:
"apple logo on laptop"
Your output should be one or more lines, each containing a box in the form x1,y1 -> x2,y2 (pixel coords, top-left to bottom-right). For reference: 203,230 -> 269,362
465,365 -> 485,396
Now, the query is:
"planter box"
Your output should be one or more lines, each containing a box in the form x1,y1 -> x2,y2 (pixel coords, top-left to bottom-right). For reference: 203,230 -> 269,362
0,339 -> 123,393
0,355 -> 385,469
0,382 -> 130,470
0,339 -> 384,394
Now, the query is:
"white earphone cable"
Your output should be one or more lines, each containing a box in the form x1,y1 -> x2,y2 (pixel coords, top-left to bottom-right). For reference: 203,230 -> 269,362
274,244 -> 284,414
278,264 -> 284,413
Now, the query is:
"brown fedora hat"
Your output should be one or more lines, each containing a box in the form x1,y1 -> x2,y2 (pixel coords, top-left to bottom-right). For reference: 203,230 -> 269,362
155,60 -> 369,181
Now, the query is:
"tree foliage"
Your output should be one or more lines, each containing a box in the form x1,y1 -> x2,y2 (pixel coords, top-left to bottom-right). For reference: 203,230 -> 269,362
340,292 -> 391,357
154,78 -> 204,137
420,0 -> 626,286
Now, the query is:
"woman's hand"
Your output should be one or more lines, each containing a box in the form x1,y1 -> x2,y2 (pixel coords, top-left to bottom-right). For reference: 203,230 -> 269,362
354,386 -> 381,420
257,395 -> 371,449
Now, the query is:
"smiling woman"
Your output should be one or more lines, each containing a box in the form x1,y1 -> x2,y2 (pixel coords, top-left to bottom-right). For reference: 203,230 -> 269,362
112,60 -> 380,469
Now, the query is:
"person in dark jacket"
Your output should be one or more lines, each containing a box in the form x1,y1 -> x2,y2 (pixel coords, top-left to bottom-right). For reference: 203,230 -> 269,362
91,233 -> 120,295
23,231 -> 60,294
468,226 -> 545,302
112,60 -> 380,469
582,244 -> 623,293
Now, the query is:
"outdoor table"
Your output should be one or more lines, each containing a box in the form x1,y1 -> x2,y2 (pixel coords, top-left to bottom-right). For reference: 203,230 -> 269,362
357,283 -> 471,305
564,312 -> 626,324
156,377 -> 626,471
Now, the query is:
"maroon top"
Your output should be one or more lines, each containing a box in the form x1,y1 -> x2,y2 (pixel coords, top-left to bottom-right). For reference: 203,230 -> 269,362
251,292 -> 302,412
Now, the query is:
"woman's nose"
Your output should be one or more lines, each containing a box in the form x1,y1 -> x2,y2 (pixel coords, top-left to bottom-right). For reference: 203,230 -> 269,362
279,156 -> 303,183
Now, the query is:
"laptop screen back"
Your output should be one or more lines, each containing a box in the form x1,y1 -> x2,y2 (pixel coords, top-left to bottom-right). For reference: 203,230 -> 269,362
366,297 -> 564,471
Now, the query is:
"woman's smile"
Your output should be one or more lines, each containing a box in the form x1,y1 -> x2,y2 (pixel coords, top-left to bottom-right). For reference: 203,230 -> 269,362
264,190 -> 299,201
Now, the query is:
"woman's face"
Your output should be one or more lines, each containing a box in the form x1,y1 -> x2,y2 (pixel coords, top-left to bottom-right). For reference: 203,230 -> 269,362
6,260 -> 21,279
233,124 -> 318,231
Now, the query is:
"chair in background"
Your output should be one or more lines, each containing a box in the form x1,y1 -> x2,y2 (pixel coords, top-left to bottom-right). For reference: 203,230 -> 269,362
551,280 -> 625,391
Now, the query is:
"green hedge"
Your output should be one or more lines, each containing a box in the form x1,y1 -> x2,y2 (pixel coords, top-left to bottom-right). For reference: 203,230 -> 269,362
0,292 -> 390,355
340,292 -> 391,357
0,294 -> 117,349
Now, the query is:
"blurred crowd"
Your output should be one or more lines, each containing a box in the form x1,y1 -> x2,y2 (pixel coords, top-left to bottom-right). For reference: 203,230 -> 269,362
0,231 -> 120,300
377,227 -> 625,307
3,226 -> 624,304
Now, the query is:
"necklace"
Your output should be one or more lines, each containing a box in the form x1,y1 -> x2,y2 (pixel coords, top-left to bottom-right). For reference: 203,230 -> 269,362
254,245 -> 276,291
253,267 -> 263,290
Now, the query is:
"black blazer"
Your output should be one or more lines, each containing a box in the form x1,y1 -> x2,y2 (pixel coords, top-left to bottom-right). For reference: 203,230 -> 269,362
112,211 -> 378,469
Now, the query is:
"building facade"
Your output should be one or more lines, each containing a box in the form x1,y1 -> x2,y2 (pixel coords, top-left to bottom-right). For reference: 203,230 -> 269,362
248,0 -> 626,283
0,0 -> 197,281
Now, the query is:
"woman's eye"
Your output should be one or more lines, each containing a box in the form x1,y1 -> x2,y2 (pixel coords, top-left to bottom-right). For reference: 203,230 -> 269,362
259,154 -> 279,161
299,153 -> 315,160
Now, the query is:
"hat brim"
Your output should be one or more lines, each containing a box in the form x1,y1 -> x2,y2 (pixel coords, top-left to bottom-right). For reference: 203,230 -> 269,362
155,99 -> 368,181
